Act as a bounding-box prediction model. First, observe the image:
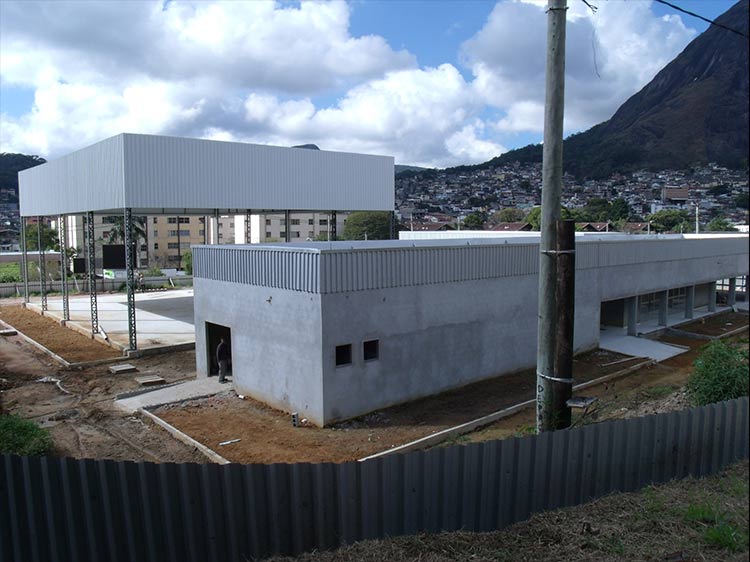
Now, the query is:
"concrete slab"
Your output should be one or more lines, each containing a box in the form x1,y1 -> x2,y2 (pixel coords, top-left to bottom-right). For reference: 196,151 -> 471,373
109,364 -> 138,374
599,330 -> 688,361
27,289 -> 195,351
115,376 -> 230,413
632,306 -> 734,336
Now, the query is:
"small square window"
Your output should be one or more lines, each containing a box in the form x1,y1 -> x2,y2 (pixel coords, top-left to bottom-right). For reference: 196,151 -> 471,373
335,344 -> 352,366
363,339 -> 379,361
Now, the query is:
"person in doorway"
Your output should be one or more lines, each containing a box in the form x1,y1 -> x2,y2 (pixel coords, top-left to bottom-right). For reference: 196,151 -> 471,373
216,337 -> 230,383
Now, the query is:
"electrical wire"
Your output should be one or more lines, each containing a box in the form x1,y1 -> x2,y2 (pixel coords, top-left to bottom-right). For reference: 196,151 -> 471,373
652,0 -> 749,39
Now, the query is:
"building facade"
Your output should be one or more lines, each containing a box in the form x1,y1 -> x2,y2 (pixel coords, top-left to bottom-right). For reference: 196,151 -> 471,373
192,234 -> 749,426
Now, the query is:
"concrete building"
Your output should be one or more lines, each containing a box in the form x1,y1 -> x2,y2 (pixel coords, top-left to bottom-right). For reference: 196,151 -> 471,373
192,233 -> 748,426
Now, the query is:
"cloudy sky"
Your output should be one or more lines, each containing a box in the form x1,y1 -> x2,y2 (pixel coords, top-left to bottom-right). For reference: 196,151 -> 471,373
0,0 -> 735,166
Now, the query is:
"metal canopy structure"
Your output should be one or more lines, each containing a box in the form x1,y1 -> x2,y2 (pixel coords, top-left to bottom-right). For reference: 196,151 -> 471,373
17,133 -> 395,352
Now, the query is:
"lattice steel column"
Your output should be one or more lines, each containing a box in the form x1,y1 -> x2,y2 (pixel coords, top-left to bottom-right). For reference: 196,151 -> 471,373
20,217 -> 29,304
124,208 -> 137,351
246,209 -> 252,243
330,211 -> 337,241
38,216 -> 47,311
390,211 -> 397,240
213,209 -> 219,244
285,210 -> 291,242
59,215 -> 70,321
85,211 -> 99,334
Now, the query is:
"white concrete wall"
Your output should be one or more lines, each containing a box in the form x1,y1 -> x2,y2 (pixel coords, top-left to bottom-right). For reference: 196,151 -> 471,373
193,278 -> 325,425
319,271 -> 599,422
193,234 -> 749,425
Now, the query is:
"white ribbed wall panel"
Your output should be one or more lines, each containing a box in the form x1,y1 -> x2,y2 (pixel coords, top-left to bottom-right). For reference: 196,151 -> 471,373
19,136 -> 125,216
192,235 -> 748,295
19,133 -> 394,216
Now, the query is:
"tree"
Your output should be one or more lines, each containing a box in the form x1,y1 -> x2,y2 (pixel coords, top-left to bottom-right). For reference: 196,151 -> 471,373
735,192 -> 749,209
181,250 -> 193,274
493,208 -> 526,223
646,209 -> 690,233
705,217 -> 738,232
342,211 -> 392,240
103,215 -> 147,245
462,212 -> 487,230
610,198 -> 630,221
526,207 -> 542,230
24,223 -> 59,251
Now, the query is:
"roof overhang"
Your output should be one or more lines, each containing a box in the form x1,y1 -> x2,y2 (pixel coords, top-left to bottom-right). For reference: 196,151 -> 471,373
19,133 -> 394,217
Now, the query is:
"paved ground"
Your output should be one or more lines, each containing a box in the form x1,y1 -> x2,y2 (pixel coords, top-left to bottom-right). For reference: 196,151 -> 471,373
599,330 -> 688,361
26,288 -> 195,351
115,376 -> 229,413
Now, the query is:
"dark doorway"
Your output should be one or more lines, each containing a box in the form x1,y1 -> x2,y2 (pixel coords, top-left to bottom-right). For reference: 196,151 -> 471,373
206,322 -> 231,376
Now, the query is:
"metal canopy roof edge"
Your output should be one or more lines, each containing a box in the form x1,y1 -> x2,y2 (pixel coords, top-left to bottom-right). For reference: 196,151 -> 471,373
19,133 -> 394,217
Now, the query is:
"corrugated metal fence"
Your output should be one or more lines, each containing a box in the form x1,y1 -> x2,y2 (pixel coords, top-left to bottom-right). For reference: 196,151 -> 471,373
2,397 -> 748,562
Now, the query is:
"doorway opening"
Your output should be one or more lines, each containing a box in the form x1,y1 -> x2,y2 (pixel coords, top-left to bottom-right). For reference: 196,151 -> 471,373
206,322 -> 232,377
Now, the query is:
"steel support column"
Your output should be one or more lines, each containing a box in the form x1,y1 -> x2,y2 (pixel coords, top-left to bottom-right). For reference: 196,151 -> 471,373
285,210 -> 291,242
37,216 -> 47,311
85,211 -> 99,334
330,211 -> 337,241
390,211 -> 397,240
728,278 -> 737,306
20,217 -> 29,304
708,282 -> 717,312
246,209 -> 252,243
59,215 -> 70,322
213,209 -> 219,244
124,208 -> 137,351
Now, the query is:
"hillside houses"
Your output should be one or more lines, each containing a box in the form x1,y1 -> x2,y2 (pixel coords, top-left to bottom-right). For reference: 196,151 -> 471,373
396,162 -> 748,230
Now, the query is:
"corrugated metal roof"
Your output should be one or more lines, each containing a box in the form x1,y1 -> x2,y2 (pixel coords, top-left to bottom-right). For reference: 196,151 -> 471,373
19,133 -> 394,216
192,235 -> 749,294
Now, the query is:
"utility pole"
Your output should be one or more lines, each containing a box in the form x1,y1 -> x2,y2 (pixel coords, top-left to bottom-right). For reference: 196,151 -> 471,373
536,0 -> 568,433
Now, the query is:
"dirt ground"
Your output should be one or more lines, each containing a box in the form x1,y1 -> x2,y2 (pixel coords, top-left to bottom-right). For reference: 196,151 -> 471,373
0,303 -> 121,362
458,323 -> 749,445
676,311 -> 749,337
266,460 -> 749,562
154,348 -> 645,464
0,328 -> 206,463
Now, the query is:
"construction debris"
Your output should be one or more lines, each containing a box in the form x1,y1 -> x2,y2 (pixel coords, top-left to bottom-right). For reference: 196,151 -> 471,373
134,375 -> 166,386
35,376 -> 72,395
109,363 -> 138,375
219,438 -> 241,446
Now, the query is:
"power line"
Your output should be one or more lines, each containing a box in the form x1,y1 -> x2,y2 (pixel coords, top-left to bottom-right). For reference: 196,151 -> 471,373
652,0 -> 749,39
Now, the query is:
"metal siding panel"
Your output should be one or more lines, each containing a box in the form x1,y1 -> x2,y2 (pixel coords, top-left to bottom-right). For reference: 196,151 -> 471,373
123,134 -> 393,211
336,462 -> 361,545
20,135 -> 125,216
267,464 -> 293,555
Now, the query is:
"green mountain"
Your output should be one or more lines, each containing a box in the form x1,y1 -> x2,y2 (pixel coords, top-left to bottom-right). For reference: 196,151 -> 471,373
487,0 -> 749,178
0,153 -> 47,205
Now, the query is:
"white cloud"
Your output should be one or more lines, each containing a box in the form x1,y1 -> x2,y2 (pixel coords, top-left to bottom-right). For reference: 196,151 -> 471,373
463,0 -> 696,135
236,65 -> 497,167
0,0 -> 700,166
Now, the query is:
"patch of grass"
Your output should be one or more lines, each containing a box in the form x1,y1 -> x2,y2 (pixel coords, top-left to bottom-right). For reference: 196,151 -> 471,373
687,339 -> 749,405
0,262 -> 21,283
703,521 -> 747,552
641,384 -> 677,400
601,535 -> 625,555
0,415 -> 53,456
515,424 -> 536,437
685,503 -> 721,524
